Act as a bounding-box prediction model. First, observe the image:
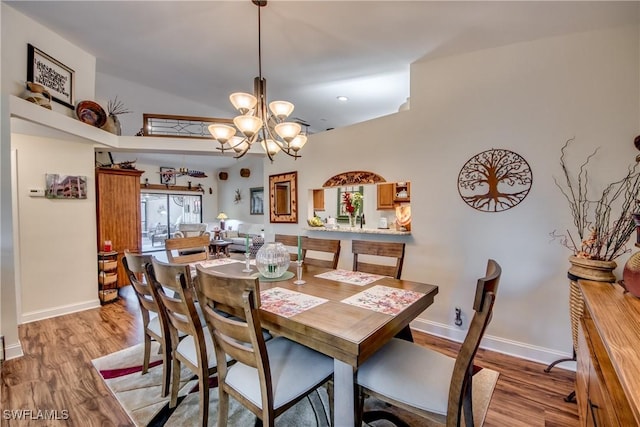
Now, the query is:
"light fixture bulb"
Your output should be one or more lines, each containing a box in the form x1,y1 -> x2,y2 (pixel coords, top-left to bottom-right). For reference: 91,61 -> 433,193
230,92 -> 257,115
261,139 -> 282,156
290,134 -> 307,152
269,101 -> 294,120
233,115 -> 263,138
230,136 -> 250,154
208,124 -> 236,143
274,122 -> 301,143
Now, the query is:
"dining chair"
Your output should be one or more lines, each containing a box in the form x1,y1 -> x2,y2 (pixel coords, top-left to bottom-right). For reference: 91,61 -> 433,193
148,257 -> 225,427
122,250 -> 171,397
164,234 -> 210,264
301,236 -> 341,269
274,234 -> 299,261
352,240 -> 406,279
352,240 -> 412,341
356,259 -> 502,427
194,266 -> 334,427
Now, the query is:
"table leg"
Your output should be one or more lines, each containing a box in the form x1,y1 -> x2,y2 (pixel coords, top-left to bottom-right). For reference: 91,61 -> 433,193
333,359 -> 356,427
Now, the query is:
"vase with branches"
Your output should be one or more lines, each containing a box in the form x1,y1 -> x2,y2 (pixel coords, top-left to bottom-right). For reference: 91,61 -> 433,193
548,137 -> 640,373
552,137 -> 640,263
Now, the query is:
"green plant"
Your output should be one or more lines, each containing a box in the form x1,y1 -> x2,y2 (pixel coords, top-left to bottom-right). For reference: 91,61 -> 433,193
551,138 -> 640,261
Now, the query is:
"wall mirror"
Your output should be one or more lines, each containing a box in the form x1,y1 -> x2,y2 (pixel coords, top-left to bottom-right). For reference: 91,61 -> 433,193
269,171 -> 298,223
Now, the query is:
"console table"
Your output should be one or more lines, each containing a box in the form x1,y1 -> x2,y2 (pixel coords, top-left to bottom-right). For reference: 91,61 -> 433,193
577,280 -> 640,426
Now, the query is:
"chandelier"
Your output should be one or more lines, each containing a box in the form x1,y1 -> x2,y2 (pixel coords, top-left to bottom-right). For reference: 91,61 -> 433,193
208,0 -> 307,162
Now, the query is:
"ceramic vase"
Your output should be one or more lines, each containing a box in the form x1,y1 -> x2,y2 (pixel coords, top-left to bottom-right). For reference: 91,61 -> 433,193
567,255 -> 616,351
349,214 -> 356,227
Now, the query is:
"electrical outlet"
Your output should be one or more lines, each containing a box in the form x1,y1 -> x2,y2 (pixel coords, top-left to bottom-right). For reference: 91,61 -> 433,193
454,307 -> 463,327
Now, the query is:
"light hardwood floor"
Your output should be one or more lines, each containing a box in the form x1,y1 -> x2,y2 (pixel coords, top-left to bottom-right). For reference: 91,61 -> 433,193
1,286 -> 578,426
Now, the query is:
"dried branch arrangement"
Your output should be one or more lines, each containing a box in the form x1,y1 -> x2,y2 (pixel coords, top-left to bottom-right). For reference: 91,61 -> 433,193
551,137 -> 640,261
106,96 -> 132,116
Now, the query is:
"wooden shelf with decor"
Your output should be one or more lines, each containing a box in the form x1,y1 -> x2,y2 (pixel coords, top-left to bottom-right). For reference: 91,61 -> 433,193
394,181 -> 411,203
98,251 -> 119,304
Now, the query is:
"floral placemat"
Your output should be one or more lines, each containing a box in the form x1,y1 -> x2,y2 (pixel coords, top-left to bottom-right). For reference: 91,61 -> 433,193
260,287 -> 328,318
314,269 -> 385,286
341,285 -> 425,315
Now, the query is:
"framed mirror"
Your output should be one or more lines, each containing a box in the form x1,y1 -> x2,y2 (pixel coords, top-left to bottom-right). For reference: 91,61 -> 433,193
269,171 -> 298,223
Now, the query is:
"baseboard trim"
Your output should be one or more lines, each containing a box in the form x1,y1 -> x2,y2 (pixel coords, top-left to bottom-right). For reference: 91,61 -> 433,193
410,318 -> 576,372
21,299 -> 101,324
5,340 -> 24,361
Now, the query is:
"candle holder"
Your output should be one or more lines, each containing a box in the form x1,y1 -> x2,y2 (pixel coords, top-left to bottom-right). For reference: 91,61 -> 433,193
294,260 -> 306,285
242,252 -> 252,273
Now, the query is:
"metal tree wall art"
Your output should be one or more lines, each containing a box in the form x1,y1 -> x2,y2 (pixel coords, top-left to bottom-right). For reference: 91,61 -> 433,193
457,148 -> 533,212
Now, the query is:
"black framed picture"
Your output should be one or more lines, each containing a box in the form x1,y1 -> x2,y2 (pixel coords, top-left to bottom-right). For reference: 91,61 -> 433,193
250,187 -> 264,215
160,167 -> 176,185
27,44 -> 75,109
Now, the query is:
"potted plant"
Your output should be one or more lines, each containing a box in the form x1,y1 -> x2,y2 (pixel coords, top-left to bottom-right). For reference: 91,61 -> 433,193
551,137 -> 640,357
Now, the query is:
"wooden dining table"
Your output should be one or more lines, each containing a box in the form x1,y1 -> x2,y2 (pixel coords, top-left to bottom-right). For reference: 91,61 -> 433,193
197,260 -> 439,427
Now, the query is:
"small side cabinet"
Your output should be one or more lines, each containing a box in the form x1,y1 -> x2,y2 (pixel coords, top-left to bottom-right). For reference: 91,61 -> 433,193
98,251 -> 119,304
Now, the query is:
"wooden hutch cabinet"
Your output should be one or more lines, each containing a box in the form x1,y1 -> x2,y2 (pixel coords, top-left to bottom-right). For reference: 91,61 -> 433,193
96,167 -> 144,288
576,281 -> 640,426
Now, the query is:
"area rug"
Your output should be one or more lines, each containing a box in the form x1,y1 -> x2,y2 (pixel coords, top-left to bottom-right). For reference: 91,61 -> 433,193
92,343 -> 498,426
91,342 -> 331,426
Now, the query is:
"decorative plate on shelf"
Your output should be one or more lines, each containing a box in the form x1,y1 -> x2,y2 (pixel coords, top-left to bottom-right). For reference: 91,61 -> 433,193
76,100 -> 107,128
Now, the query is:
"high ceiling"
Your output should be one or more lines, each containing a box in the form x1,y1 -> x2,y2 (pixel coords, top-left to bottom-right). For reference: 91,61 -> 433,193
6,1 -> 638,169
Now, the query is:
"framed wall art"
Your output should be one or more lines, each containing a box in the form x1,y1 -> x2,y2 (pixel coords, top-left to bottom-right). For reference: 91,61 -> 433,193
250,187 -> 264,215
159,167 -> 176,185
27,44 -> 75,109
45,174 -> 87,199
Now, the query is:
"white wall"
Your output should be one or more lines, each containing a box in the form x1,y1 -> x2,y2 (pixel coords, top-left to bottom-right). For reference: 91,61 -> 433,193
217,155 -> 266,227
95,73 -> 232,137
1,3 -> 98,358
12,133 -> 99,321
264,25 -> 640,364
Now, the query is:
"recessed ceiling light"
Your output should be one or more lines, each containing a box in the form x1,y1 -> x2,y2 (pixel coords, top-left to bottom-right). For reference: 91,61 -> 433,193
337,96 -> 349,102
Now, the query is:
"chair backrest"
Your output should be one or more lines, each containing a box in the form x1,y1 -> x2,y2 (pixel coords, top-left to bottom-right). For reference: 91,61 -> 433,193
447,259 -> 501,426
122,250 -> 156,310
165,235 -> 210,263
148,258 -> 205,349
175,223 -> 209,238
352,240 -> 406,279
302,237 -> 340,269
274,234 -> 299,261
195,267 -> 271,410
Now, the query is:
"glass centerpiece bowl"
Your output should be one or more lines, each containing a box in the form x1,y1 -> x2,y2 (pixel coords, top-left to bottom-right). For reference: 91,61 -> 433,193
255,242 -> 290,278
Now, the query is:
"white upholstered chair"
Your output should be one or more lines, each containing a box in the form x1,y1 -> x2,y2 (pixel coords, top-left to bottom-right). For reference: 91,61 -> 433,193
122,250 -> 171,397
356,259 -> 502,427
195,266 -> 334,427
148,258 -> 225,427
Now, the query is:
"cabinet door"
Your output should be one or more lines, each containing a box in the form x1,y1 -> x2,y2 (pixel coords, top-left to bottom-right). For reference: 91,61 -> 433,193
377,183 -> 395,210
96,168 -> 143,287
313,189 -> 325,211
576,321 -> 591,427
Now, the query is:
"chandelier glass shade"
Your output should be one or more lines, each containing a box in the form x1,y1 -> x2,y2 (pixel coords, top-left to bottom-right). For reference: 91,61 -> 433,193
208,1 -> 307,161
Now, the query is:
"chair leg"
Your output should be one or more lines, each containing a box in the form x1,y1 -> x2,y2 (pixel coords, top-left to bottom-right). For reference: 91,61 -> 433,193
326,381 -> 334,426
160,341 -> 171,398
462,378 -> 474,427
143,334 -> 152,374
217,387 -> 229,427
198,370 -> 209,427
169,356 -> 181,408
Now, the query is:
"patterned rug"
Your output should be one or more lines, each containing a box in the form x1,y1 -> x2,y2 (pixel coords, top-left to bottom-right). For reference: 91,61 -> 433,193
91,342 -> 330,426
92,342 -> 498,426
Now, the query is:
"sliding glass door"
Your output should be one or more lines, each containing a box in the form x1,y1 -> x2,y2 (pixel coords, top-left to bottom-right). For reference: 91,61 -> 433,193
141,192 -> 202,251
